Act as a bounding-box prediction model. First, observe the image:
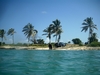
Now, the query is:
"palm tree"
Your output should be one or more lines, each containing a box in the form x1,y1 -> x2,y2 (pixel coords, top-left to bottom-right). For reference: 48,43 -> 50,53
7,28 -> 16,44
52,19 -> 62,43
22,23 -> 37,44
81,17 -> 97,44
0,29 -> 6,44
43,24 -> 54,43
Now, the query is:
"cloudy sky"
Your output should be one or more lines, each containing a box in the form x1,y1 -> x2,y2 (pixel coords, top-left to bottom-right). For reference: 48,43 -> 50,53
0,0 -> 100,44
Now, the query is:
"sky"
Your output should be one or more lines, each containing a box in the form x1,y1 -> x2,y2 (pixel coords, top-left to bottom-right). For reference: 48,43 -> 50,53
0,0 -> 100,44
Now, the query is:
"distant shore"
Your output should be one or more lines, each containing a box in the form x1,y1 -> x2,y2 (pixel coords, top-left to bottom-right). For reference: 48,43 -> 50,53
0,46 -> 100,50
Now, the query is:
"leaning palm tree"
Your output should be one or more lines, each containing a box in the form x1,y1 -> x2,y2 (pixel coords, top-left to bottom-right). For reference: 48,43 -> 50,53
81,17 -> 97,44
52,19 -> 62,43
22,23 -> 37,45
7,28 -> 16,44
43,24 -> 54,43
0,29 -> 6,44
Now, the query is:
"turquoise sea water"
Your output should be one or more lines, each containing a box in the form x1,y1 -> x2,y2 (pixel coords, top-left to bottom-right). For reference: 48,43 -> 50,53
0,49 -> 100,75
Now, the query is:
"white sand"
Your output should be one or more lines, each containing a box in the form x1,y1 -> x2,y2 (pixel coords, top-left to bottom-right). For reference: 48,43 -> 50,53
0,46 -> 100,50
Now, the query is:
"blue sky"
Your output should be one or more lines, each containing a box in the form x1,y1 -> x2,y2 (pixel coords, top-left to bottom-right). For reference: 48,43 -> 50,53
0,0 -> 100,44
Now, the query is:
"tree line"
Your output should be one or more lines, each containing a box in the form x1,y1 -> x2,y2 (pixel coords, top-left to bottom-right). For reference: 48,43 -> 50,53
0,17 -> 99,46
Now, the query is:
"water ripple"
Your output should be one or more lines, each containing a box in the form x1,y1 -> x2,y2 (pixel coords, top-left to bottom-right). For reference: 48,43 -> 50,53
0,50 -> 100,75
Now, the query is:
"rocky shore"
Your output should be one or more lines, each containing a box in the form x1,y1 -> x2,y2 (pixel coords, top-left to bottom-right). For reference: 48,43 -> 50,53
0,46 -> 100,50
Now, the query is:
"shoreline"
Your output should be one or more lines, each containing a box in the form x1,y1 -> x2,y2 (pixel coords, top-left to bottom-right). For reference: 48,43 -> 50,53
0,46 -> 100,50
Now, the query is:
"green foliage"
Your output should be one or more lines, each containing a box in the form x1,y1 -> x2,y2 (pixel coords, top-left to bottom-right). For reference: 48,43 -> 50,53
7,28 -> 16,44
43,19 -> 63,43
37,39 -> 44,44
31,44 -> 48,47
43,24 -> 53,43
72,38 -> 82,45
0,42 -> 5,46
79,43 -> 83,46
89,42 -> 100,47
68,41 -> 71,44
88,33 -> 98,44
22,23 -> 38,43
7,28 -> 16,35
81,17 -> 97,44
52,19 -> 62,43
0,29 -> 6,42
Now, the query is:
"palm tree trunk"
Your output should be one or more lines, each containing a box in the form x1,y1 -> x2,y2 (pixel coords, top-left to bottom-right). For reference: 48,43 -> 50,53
88,27 -> 92,44
49,38 -> 51,44
49,33 -> 51,44
12,34 -> 14,44
28,38 -> 29,46
55,35 -> 57,43
2,37 -> 3,45
58,34 -> 60,43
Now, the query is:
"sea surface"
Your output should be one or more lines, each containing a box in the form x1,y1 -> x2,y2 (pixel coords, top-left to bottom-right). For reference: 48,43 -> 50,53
0,49 -> 100,75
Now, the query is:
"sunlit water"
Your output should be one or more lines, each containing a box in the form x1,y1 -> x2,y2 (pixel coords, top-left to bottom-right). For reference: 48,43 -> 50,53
0,49 -> 100,75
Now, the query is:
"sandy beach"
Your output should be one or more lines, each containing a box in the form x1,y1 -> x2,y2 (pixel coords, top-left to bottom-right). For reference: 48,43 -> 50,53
0,45 -> 100,50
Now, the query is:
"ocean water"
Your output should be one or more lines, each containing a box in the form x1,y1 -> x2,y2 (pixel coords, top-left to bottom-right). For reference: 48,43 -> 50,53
0,49 -> 100,75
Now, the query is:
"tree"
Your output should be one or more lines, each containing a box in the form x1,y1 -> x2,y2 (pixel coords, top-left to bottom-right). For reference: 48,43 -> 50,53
88,33 -> 98,43
43,24 -> 54,43
72,38 -> 82,44
37,39 -> 44,44
22,23 -> 38,44
0,29 -> 6,44
7,28 -> 16,44
81,17 -> 97,44
52,19 -> 62,43
68,41 -> 71,44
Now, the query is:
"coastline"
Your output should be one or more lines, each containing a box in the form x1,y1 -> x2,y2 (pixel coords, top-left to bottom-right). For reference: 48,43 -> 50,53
0,46 -> 100,50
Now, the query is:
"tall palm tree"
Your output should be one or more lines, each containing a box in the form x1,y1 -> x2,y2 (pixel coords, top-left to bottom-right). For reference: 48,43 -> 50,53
43,24 -> 54,43
7,28 -> 16,44
52,19 -> 62,43
0,29 -> 6,43
81,17 -> 97,44
22,23 -> 37,44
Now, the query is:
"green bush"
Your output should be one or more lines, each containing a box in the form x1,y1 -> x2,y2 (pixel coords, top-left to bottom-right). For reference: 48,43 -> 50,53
89,42 -> 100,47
79,43 -> 83,46
31,44 -> 48,47
0,42 -> 5,46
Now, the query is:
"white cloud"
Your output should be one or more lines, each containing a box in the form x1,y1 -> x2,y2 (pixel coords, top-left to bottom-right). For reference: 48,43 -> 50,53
41,11 -> 47,14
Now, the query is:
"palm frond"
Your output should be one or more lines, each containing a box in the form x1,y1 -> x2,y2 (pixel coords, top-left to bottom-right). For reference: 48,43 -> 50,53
92,25 -> 98,30
82,22 -> 88,25
7,28 -> 15,36
22,23 -> 37,42
42,33 -> 48,35
53,34 -> 57,37
81,26 -> 88,32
